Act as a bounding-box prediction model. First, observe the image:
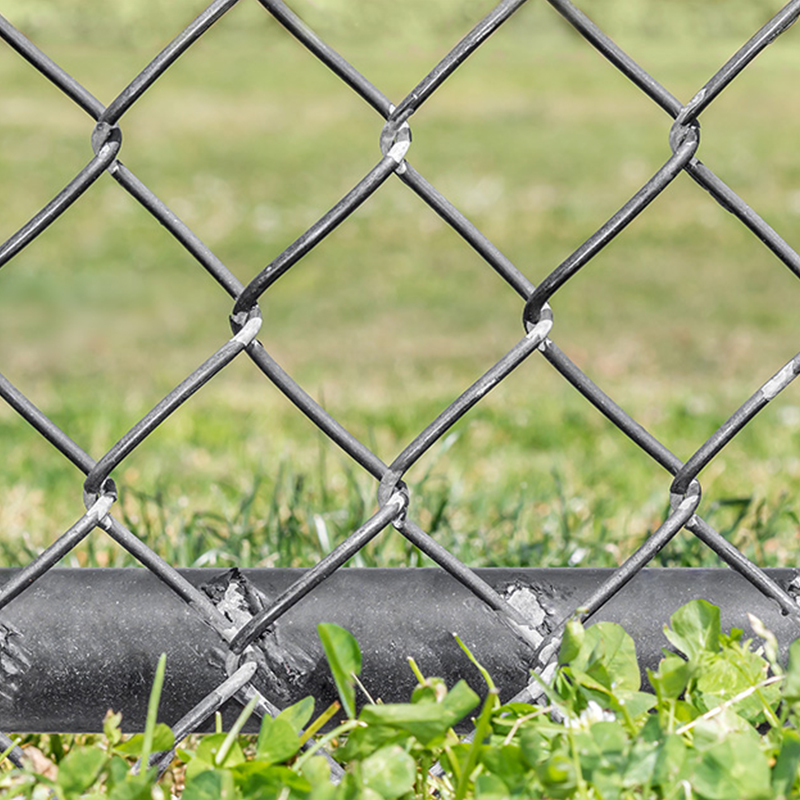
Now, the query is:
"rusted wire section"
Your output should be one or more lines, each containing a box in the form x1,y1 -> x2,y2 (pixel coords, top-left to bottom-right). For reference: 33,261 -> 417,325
1,0 -> 799,757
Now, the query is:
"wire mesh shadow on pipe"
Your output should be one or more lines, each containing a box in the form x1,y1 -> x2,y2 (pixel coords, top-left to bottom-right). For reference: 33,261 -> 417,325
1,0 -> 800,775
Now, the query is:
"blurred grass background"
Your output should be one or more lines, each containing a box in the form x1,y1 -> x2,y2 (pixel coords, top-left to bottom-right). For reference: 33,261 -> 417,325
0,0 -> 799,572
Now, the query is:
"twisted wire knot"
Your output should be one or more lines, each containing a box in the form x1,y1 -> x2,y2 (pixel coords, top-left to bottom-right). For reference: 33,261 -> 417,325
377,470 -> 411,529
379,111 -> 412,170
668,116 -> 700,156
91,121 -> 122,156
668,477 -> 702,516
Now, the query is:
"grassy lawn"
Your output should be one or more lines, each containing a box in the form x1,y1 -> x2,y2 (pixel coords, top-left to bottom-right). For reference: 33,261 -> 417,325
0,0 -> 799,573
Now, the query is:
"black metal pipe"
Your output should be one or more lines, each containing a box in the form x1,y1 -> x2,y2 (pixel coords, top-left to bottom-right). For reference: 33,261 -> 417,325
1,567 -> 799,733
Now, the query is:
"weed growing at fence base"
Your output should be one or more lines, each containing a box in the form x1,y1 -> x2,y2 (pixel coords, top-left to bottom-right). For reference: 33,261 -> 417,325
4,600 -> 800,798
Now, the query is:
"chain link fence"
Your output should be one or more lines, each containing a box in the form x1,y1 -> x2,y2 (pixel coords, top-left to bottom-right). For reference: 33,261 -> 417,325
1,0 -> 800,775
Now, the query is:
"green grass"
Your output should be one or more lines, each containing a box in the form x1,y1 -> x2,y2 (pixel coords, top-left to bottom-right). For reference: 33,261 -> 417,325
0,0 -> 799,576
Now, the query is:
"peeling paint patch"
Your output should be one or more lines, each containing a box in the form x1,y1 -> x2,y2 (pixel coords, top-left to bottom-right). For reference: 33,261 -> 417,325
503,583 -> 548,629
202,569 -> 315,705
500,582 -> 560,651
786,570 -> 800,605
0,620 -> 32,706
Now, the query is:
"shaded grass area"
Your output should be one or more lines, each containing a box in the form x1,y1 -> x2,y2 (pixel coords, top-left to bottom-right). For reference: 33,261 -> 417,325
0,0 -> 799,576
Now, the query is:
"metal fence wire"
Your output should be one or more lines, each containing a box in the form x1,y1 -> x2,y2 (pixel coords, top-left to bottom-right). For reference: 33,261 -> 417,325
1,0 -> 800,775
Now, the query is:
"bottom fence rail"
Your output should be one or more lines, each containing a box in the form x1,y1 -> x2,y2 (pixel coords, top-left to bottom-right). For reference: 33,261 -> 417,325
1,566 -> 799,732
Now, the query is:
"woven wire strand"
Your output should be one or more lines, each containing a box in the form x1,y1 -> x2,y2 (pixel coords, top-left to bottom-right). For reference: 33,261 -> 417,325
0,0 -> 799,769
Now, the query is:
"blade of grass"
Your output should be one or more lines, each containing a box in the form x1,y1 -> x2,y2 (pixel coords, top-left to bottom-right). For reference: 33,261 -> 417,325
214,694 -> 259,766
298,701 -> 341,747
0,736 -> 22,769
408,656 -> 427,685
453,632 -> 496,692
292,719 -> 362,772
139,653 -> 167,775
454,687 -> 499,800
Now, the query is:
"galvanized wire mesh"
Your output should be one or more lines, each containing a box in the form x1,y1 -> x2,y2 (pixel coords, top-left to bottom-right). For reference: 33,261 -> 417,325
1,0 -> 800,772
